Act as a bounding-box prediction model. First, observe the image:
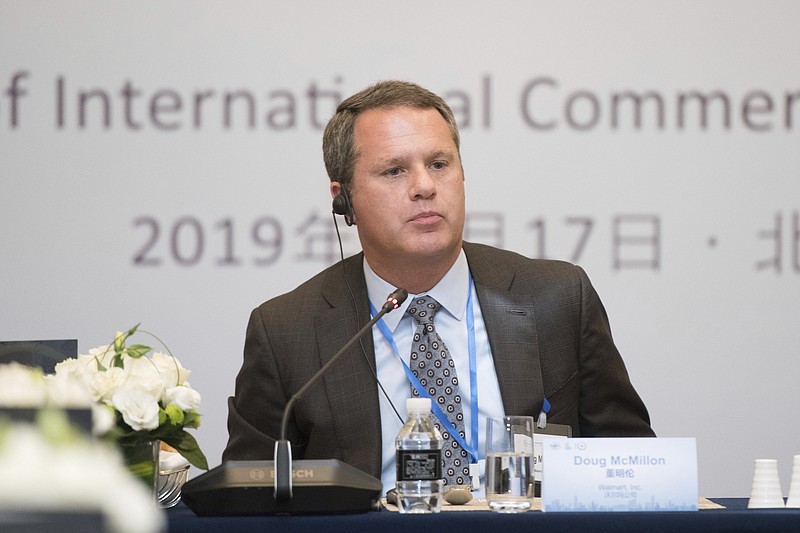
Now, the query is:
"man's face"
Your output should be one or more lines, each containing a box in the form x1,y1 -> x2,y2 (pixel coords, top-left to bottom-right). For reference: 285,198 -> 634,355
343,106 -> 465,269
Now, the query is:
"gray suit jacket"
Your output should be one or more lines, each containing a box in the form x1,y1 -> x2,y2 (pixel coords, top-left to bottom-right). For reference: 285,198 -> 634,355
223,242 -> 654,478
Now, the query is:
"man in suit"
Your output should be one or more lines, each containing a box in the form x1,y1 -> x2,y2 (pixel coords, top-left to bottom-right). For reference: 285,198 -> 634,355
223,80 -> 654,492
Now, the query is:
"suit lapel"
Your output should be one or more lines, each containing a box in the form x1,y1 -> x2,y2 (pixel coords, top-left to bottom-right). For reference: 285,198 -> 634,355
464,243 -> 545,417
316,254 -> 383,478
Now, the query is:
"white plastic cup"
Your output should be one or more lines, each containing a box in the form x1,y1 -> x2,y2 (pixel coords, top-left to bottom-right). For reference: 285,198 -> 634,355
747,459 -> 784,509
785,455 -> 800,508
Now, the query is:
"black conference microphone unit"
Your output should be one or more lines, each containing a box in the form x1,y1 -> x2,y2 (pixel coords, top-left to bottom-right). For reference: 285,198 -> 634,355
182,288 -> 408,516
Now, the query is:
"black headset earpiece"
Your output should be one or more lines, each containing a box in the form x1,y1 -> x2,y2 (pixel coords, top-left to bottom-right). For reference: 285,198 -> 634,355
331,186 -> 355,226
331,193 -> 348,215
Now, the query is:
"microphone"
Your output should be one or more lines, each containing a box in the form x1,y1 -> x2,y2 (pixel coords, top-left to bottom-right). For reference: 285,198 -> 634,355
274,287 -> 408,501
182,288 -> 408,516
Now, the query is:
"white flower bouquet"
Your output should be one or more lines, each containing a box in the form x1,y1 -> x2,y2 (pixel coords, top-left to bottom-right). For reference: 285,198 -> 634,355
47,324 -> 208,471
0,410 -> 165,533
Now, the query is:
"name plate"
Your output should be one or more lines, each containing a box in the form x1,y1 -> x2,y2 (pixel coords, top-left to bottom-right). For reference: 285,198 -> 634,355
542,437 -> 697,512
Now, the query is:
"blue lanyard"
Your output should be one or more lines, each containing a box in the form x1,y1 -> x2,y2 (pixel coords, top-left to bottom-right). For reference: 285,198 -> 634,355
370,276 -> 479,464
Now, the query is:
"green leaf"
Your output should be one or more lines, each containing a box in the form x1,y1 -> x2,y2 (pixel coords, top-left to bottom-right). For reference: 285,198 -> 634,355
127,323 -> 141,337
182,410 -> 201,429
125,344 -> 151,358
161,430 -> 209,470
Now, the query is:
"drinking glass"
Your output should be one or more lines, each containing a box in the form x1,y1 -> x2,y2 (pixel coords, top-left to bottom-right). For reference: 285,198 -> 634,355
485,415 -> 534,512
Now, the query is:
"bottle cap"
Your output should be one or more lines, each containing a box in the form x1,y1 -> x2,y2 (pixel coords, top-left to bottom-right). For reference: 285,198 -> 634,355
406,397 -> 431,415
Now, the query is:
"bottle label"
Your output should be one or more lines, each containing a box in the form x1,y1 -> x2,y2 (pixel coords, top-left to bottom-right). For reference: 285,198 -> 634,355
396,449 -> 442,481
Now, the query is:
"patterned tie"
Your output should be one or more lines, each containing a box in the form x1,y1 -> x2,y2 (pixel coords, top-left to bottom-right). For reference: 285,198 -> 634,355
407,295 -> 470,487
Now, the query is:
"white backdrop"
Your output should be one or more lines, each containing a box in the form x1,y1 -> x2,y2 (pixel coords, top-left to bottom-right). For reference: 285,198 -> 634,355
2,0 -> 798,497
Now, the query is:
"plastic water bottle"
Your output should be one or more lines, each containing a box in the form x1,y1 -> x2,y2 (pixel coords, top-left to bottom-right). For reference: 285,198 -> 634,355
395,397 -> 444,513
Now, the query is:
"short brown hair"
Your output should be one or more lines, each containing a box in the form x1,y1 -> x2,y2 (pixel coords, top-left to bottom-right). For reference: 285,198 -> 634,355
322,80 -> 460,191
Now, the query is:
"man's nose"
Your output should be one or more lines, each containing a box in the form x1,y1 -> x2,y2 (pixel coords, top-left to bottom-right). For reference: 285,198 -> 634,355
409,167 -> 436,199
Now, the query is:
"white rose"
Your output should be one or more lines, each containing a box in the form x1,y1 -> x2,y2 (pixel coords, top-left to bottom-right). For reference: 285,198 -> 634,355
53,356 -> 91,385
89,366 -> 126,403
121,355 -> 165,399
0,362 -> 48,407
44,372 -> 93,407
151,351 -> 190,388
91,403 -> 116,436
164,385 -> 201,411
86,345 -> 116,370
111,387 -> 160,431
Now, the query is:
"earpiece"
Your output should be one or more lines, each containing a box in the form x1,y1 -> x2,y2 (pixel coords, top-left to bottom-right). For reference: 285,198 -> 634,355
331,192 -> 349,215
332,186 -> 355,226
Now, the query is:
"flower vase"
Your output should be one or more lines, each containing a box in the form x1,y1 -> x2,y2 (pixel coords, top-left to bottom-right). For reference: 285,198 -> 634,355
119,438 -> 159,497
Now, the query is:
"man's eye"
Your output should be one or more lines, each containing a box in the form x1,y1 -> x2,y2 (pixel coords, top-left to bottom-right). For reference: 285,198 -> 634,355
384,167 -> 402,176
430,161 -> 447,170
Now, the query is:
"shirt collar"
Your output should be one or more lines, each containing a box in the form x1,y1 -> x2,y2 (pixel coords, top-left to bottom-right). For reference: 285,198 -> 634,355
364,249 -> 470,332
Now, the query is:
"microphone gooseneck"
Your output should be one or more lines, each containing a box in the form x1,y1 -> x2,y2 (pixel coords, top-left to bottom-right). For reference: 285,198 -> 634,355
274,287 -> 408,502
331,211 -> 404,425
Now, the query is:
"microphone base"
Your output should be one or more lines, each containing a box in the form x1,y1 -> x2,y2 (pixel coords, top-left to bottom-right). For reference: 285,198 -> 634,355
182,459 -> 382,516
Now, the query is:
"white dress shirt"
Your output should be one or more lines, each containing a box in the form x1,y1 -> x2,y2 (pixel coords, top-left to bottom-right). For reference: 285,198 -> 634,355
364,249 -> 505,495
